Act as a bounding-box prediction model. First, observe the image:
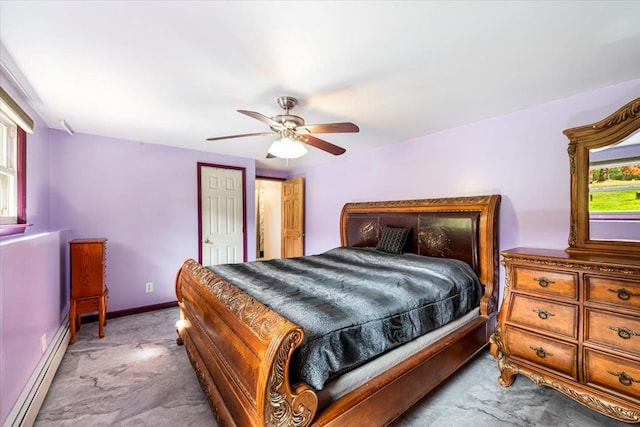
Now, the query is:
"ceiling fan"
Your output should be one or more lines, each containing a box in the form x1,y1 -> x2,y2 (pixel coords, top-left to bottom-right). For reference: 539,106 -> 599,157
206,96 -> 359,159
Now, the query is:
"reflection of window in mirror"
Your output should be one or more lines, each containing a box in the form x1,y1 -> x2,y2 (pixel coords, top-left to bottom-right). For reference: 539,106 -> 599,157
588,130 -> 640,240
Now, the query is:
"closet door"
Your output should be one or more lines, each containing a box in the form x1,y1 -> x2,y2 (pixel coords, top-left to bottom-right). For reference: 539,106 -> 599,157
199,165 -> 245,265
281,177 -> 304,258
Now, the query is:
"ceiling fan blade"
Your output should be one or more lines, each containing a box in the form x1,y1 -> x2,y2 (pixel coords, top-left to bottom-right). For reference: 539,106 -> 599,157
238,110 -> 282,129
300,135 -> 346,155
206,131 -> 275,141
299,122 -> 359,134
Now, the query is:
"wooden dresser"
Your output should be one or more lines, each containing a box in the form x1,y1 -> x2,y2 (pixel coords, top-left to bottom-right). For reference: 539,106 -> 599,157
69,238 -> 108,344
490,247 -> 640,423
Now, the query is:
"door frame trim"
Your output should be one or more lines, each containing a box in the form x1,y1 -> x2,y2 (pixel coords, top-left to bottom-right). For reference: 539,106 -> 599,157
197,162 -> 247,264
256,175 -> 286,182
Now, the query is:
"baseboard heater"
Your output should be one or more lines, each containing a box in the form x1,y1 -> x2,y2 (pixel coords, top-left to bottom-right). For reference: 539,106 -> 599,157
3,321 -> 69,427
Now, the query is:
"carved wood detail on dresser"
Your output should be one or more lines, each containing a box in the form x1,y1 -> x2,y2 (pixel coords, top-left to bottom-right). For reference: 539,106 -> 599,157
69,238 -> 108,344
490,247 -> 640,423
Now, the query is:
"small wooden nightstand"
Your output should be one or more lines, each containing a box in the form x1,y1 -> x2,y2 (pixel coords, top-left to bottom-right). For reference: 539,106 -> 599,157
69,238 -> 108,344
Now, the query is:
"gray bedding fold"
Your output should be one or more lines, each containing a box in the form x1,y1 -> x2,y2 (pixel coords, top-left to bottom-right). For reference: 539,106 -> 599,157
207,246 -> 482,390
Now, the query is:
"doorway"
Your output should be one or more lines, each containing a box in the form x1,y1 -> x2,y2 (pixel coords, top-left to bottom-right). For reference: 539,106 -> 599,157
255,178 -> 282,260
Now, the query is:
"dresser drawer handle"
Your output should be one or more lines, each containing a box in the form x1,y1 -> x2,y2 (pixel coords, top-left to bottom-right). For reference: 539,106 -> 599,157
533,277 -> 555,288
609,326 -> 640,340
530,346 -> 553,358
609,287 -> 640,301
608,370 -> 640,387
532,309 -> 555,320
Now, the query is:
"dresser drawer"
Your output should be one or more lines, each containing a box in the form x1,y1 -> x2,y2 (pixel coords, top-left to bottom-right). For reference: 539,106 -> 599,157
586,275 -> 640,311
585,309 -> 640,357
75,297 -> 101,313
503,326 -> 577,379
507,294 -> 578,339
512,266 -> 578,299
584,348 -> 640,400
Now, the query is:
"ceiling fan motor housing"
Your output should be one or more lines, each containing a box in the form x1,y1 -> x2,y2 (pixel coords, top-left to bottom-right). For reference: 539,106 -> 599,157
271,114 -> 305,131
272,96 -> 305,131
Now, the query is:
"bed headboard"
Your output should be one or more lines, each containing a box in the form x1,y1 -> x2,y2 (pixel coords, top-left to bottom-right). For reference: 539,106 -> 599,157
340,194 -> 501,315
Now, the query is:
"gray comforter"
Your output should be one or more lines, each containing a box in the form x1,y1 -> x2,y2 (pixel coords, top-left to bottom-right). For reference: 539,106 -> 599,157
207,246 -> 482,390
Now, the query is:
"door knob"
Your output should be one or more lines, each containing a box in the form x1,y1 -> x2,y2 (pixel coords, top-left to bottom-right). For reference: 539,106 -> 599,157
204,238 -> 210,244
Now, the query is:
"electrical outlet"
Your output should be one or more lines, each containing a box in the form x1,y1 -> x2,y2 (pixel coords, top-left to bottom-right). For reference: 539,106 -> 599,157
40,334 -> 47,354
145,282 -> 153,293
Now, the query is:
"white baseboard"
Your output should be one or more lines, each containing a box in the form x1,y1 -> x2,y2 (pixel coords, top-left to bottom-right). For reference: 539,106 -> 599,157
3,321 -> 69,427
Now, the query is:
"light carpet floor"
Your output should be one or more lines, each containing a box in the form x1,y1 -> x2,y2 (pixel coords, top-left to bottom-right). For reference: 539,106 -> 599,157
35,307 -> 629,426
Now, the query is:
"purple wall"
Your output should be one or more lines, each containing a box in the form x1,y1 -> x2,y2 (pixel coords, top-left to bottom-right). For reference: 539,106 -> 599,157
49,132 -> 257,312
0,231 -> 67,421
298,79 -> 640,257
0,79 -> 62,423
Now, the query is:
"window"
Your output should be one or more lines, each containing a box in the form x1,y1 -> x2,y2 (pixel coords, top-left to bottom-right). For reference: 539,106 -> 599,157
589,162 -> 640,218
0,86 -> 32,236
588,133 -> 640,221
1,114 -> 17,221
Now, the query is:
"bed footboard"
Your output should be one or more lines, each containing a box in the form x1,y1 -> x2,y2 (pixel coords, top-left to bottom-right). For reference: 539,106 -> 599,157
175,259 -> 318,427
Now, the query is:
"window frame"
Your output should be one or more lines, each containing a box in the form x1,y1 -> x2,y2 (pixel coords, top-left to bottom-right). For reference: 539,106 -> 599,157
16,125 -> 26,223
0,85 -> 31,237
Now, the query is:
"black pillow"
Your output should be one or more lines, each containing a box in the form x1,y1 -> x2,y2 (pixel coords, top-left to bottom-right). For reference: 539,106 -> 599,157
376,226 -> 411,254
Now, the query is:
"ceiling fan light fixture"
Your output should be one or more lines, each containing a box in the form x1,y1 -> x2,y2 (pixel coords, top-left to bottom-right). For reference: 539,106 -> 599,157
268,136 -> 308,159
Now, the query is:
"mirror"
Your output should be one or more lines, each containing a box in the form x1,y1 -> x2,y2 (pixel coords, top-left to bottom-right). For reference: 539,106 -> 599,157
564,97 -> 640,256
589,131 -> 640,241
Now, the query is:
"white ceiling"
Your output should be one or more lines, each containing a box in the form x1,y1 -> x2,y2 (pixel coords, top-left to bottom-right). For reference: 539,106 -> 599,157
1,1 -> 639,171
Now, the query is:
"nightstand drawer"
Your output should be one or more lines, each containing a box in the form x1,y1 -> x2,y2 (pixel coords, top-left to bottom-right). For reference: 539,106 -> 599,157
586,275 -> 640,310
507,294 -> 578,339
585,309 -> 640,357
512,266 -> 578,299
503,326 -> 577,379
584,349 -> 640,400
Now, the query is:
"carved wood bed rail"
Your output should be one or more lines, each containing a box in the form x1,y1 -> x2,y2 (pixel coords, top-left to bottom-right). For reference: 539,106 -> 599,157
175,194 -> 501,426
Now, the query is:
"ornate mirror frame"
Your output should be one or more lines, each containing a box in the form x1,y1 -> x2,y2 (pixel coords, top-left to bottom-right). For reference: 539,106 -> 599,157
563,96 -> 640,257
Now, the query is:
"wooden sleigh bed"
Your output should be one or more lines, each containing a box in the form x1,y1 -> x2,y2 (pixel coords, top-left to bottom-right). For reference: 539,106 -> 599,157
174,194 -> 501,426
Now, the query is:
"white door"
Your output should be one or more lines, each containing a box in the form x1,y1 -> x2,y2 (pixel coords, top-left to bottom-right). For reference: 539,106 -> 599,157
200,165 -> 244,265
